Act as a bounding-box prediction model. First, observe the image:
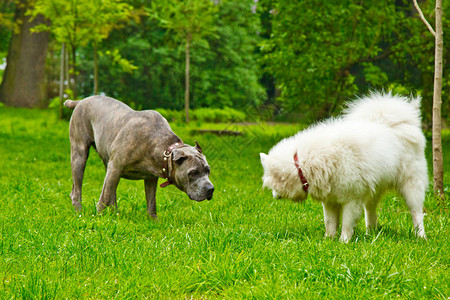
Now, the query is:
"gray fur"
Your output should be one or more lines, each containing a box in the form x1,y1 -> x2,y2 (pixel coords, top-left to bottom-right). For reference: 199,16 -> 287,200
64,96 -> 214,217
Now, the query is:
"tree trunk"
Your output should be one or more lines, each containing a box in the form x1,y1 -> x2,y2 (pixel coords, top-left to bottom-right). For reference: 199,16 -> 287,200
185,34 -> 191,123
65,46 -> 69,93
59,43 -> 65,119
433,0 -> 444,202
0,0 -> 50,107
94,41 -> 98,95
70,45 -> 78,99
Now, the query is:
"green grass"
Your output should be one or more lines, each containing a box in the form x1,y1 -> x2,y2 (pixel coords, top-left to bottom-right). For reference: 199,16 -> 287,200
0,107 -> 449,299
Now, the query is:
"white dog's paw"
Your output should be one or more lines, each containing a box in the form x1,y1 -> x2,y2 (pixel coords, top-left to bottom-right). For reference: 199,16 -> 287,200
324,232 -> 337,240
339,235 -> 351,243
339,230 -> 354,243
416,228 -> 427,240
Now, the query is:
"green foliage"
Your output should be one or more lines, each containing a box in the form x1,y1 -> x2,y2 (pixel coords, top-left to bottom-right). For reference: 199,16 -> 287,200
150,0 -> 218,45
0,1 -> 14,54
260,0 -> 449,123
442,129 -> 450,141
101,49 -> 138,73
387,82 -> 418,97
154,108 -> 184,122
155,107 -> 246,123
79,0 -> 264,110
29,0 -> 135,97
30,0 -> 133,47
362,63 -> 389,87
0,1 -> 15,84
0,107 -> 449,298
48,94 -> 73,119
394,0 -> 450,123
0,11 -> 14,31
2,0 -> 448,124
261,0 -> 411,120
191,0 -> 266,108
193,107 -> 246,123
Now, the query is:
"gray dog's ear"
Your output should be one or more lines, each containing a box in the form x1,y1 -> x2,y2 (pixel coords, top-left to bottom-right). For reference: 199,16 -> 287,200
172,149 -> 187,165
194,140 -> 203,153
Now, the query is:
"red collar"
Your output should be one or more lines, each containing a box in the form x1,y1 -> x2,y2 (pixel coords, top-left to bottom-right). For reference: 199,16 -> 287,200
294,153 -> 309,193
160,142 -> 185,188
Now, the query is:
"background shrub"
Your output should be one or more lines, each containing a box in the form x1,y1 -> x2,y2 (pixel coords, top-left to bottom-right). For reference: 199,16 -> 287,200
155,107 -> 247,123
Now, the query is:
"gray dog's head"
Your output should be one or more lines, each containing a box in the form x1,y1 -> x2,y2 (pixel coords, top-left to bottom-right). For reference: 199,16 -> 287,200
170,141 -> 214,201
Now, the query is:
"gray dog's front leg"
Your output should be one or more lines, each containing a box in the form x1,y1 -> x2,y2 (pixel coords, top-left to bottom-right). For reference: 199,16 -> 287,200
144,177 -> 158,218
97,161 -> 121,213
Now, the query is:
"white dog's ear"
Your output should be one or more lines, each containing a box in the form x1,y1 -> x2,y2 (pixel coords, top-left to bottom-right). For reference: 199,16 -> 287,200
260,153 -> 269,165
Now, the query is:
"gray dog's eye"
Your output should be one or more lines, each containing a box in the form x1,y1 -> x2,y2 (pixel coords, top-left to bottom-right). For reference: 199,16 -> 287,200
189,170 -> 200,177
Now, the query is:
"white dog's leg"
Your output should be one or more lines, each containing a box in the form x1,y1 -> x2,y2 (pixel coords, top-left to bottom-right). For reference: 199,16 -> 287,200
322,202 -> 341,239
364,198 -> 379,233
340,201 -> 363,243
401,185 -> 427,239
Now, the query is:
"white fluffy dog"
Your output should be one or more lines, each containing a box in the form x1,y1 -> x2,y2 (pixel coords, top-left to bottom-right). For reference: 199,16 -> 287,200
260,92 -> 428,242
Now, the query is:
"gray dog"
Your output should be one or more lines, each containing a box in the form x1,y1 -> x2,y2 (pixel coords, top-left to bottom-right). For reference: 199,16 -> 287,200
64,96 -> 214,217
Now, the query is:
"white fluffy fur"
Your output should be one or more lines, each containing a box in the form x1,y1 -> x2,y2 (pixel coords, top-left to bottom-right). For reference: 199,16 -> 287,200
260,92 -> 428,242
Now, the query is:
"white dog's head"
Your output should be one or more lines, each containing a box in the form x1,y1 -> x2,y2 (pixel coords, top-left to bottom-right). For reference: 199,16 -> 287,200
260,153 -> 308,202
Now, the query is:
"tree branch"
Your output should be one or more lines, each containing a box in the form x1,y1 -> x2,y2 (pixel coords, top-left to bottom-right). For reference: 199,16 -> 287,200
413,0 -> 436,37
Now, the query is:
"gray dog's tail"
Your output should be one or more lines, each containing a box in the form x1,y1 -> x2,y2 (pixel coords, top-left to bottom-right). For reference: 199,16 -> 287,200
64,100 -> 81,110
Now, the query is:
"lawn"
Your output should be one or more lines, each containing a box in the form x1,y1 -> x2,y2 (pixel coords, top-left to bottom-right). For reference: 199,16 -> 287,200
0,106 -> 448,298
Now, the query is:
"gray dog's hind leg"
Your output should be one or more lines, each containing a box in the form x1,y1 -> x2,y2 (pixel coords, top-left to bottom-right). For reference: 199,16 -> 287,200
97,161 -> 121,213
68,103 -> 94,212
145,177 -> 158,218
70,144 -> 90,212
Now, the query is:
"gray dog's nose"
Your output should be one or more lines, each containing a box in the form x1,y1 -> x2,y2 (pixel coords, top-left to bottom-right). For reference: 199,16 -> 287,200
206,186 -> 214,200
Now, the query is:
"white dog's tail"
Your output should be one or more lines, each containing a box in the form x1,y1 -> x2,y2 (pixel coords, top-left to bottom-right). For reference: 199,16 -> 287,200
343,91 -> 422,129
